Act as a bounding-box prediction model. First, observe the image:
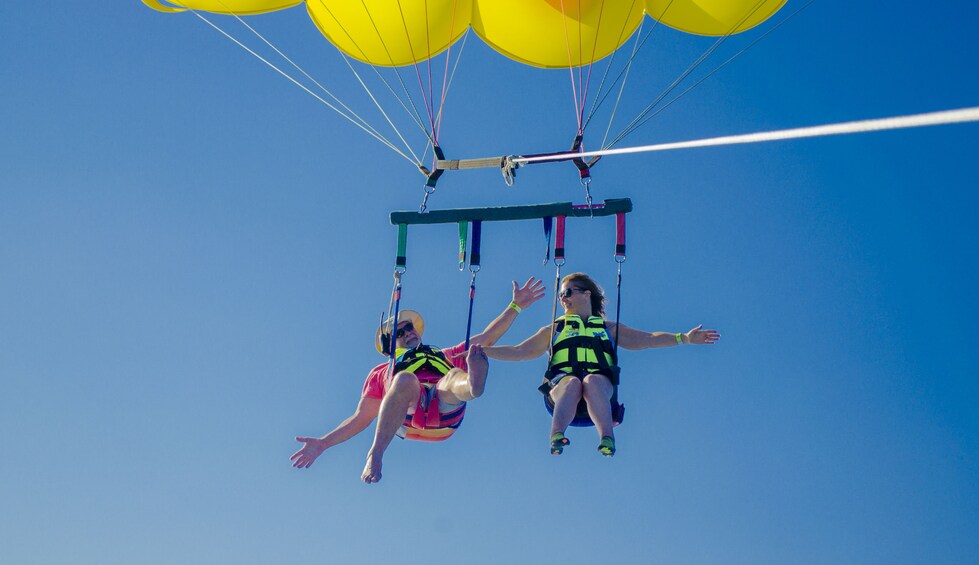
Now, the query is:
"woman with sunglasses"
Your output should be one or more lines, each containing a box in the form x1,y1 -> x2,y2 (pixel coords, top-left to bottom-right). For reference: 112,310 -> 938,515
291,277 -> 545,484
483,272 -> 719,457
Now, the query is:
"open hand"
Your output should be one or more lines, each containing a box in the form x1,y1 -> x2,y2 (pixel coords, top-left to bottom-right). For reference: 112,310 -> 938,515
685,325 -> 720,345
291,437 -> 327,469
512,277 -> 546,309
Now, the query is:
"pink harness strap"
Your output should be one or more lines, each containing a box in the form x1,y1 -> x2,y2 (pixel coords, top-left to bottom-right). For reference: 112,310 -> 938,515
410,384 -> 442,430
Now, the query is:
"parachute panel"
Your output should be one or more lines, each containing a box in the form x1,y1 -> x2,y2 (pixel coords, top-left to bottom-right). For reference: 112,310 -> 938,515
306,0 -> 472,67
645,0 -> 788,36
472,0 -> 645,69
141,0 -> 303,16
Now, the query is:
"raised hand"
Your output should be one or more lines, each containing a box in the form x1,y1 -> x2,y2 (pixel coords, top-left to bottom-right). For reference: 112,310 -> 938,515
512,277 -> 546,309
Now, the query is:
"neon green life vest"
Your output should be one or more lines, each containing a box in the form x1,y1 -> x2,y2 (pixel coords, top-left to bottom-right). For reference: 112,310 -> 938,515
539,314 -> 624,426
547,314 -> 617,378
393,345 -> 454,384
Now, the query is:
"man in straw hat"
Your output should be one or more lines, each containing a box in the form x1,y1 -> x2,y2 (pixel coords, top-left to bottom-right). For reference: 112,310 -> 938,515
292,277 -> 545,483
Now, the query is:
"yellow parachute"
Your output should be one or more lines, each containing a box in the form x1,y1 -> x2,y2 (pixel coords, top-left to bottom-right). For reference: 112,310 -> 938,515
143,1 -> 786,68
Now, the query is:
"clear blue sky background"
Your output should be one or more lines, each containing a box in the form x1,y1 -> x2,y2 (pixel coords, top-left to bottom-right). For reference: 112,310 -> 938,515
2,2 -> 978,564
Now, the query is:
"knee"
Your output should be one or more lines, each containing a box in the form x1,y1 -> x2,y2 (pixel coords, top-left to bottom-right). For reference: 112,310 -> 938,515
582,373 -> 612,395
388,372 -> 420,397
552,376 -> 583,399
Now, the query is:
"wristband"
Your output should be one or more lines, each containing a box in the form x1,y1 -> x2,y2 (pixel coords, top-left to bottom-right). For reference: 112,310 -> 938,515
675,333 -> 683,345
509,302 -> 522,313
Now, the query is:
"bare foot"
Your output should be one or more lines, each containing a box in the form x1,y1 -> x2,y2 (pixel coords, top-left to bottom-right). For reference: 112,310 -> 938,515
467,344 -> 489,385
361,452 -> 383,484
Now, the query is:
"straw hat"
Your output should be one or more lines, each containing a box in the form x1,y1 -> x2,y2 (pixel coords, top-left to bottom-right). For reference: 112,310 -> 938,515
375,310 -> 425,354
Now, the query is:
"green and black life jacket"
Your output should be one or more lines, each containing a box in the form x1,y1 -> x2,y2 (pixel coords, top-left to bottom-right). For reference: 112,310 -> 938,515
546,314 -> 618,380
393,345 -> 454,384
539,314 -> 624,426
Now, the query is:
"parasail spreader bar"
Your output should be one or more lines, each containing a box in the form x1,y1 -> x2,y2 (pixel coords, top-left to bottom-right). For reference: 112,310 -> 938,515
390,198 -> 632,226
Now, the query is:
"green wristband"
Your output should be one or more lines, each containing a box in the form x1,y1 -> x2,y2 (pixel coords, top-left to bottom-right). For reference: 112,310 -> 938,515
509,302 -> 522,313
675,333 -> 683,345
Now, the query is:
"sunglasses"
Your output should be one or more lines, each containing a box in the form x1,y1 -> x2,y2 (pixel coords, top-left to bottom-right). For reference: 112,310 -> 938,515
395,322 -> 415,338
559,287 -> 588,299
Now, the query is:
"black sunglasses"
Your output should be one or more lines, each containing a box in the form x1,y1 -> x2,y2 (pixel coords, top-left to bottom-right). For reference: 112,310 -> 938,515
559,287 -> 587,299
395,322 -> 415,338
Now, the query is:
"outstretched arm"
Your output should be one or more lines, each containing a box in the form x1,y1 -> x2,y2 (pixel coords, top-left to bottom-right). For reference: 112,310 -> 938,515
611,323 -> 720,351
482,325 -> 552,361
469,277 -> 545,347
291,396 -> 381,469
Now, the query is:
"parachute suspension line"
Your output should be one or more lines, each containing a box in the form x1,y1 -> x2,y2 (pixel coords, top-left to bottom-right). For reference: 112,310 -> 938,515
218,7 -> 389,143
317,0 -> 437,161
613,0 -> 817,145
347,0 -> 433,140
597,18 -> 644,151
548,215 -> 567,361
582,0 -> 649,134
392,0 -> 438,140
385,273 -> 403,377
605,0 -> 774,149
513,106 -> 979,164
463,221 -> 482,351
586,2 -> 673,150
605,36 -> 732,150
418,27 -> 470,169
184,7 -> 417,166
317,0 -> 432,155
434,0 -> 463,143
335,52 -> 424,164
557,0 -> 606,183
558,1 -> 583,133
385,224 -> 408,377
576,0 -> 606,132
613,212 -> 626,357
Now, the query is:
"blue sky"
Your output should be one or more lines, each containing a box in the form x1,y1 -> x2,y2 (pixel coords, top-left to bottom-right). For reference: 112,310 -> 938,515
2,2 -> 978,564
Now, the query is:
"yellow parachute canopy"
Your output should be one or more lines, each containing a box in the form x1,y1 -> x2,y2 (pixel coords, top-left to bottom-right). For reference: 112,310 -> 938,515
144,0 -> 785,67
646,0 -> 788,36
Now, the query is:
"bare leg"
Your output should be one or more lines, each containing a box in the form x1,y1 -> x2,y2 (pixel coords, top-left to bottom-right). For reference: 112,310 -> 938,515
549,376 -> 583,436
437,344 -> 489,404
362,372 -> 418,484
582,373 -> 614,440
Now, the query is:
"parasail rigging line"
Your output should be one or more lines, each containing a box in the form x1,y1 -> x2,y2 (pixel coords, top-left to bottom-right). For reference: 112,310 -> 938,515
434,0 -> 464,143
582,0 -> 655,147
516,106 -> 979,165
394,0 -> 439,140
603,0 -> 773,152
559,0 -> 587,133
573,0 -> 605,133
605,0 -> 815,150
318,0 -> 434,157
184,6 -> 419,167
434,28 -> 468,147
419,29 -> 470,168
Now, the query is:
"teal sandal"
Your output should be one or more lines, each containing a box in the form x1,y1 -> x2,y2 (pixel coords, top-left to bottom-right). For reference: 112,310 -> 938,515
598,436 -> 616,457
550,432 -> 570,455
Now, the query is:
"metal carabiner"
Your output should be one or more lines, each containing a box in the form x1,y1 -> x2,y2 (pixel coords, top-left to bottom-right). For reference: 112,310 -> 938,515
582,177 -> 594,217
419,183 -> 437,214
